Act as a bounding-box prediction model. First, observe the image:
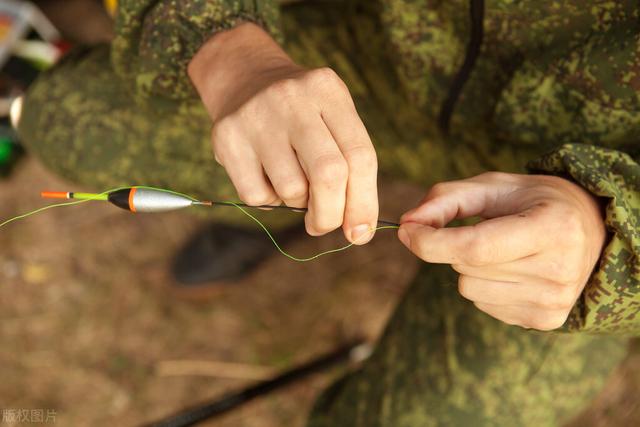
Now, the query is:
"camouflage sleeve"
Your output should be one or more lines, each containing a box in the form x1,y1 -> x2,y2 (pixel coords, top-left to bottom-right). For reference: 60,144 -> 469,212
111,0 -> 281,99
528,144 -> 640,335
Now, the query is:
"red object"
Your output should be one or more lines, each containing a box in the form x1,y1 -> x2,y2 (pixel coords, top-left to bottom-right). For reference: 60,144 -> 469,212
53,40 -> 72,55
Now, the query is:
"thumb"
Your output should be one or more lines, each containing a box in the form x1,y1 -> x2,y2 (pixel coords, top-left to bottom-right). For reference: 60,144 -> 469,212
398,222 -> 457,263
397,222 -> 433,250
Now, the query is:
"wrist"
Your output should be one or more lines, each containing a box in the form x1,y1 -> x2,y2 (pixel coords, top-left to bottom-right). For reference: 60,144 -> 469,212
188,22 -> 295,120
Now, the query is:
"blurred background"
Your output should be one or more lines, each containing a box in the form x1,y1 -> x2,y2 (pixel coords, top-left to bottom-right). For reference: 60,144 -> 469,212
1,1 -> 638,426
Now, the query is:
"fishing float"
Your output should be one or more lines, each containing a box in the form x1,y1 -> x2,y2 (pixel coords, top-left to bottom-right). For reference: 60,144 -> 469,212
40,187 -> 401,227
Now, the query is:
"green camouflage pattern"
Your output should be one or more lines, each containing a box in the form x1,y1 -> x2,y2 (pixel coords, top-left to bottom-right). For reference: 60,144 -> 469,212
17,0 -> 639,425
308,264 -> 627,427
111,0 -> 281,100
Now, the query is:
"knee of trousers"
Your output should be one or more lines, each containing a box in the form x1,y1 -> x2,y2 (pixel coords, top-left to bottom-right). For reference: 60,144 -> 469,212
16,46 -> 118,187
308,263 -> 628,427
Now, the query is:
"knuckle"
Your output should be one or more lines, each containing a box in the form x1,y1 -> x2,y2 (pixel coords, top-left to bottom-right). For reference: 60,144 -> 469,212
211,143 -> 228,165
238,189 -> 274,207
476,171 -> 512,183
557,286 -> 578,309
311,154 -> 348,185
545,258 -> 582,286
451,263 -> 467,274
309,67 -> 342,88
279,179 -> 308,201
211,117 -> 236,142
211,135 -> 224,157
211,125 -> 240,163
551,203 -> 583,235
457,275 -> 474,301
426,182 -> 449,199
343,145 -> 377,170
535,284 -> 576,310
308,216 -> 341,235
464,234 -> 491,266
565,220 -> 586,247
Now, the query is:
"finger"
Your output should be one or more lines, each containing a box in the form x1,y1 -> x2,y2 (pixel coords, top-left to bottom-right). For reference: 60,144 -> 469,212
457,275 -> 576,310
451,254 -> 555,284
452,261 -> 529,283
453,248 -> 585,289
257,137 -> 309,209
400,172 -> 522,227
291,118 -> 348,236
458,275 -> 525,306
398,210 -> 545,265
473,302 -> 570,331
321,97 -> 379,244
214,136 -> 279,207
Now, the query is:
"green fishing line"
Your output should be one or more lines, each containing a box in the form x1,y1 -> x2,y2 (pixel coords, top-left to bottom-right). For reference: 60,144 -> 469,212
0,186 -> 399,261
227,201 -> 399,262
0,189 -> 116,229
0,186 -> 157,229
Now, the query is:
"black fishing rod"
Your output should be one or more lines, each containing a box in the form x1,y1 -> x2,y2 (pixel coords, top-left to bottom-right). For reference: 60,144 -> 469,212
145,339 -> 371,427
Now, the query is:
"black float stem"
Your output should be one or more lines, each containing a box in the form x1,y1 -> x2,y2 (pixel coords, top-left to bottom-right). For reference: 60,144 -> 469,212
209,202 -> 400,227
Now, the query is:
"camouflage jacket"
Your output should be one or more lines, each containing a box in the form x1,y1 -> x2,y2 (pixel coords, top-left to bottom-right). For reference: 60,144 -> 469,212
111,0 -> 639,336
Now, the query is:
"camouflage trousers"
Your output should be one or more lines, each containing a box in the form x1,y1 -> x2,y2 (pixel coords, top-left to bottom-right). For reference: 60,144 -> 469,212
18,3 -> 627,426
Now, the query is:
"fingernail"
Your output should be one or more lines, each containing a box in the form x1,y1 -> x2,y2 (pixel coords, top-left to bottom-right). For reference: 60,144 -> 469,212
351,224 -> 373,244
398,227 -> 411,247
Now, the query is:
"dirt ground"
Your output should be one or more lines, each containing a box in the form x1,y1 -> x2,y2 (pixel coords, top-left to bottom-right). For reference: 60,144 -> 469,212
0,157 -> 420,426
1,157 -> 639,427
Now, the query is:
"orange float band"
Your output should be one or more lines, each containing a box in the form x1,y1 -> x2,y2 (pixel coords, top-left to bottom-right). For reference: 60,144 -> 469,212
128,187 -> 137,212
41,191 -> 69,199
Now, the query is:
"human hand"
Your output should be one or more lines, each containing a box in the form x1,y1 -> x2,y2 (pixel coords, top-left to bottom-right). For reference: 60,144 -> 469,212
188,23 -> 378,244
397,172 -> 607,330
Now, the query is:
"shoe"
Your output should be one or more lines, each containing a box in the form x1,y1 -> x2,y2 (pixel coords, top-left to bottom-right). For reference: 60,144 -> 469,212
171,222 -> 303,292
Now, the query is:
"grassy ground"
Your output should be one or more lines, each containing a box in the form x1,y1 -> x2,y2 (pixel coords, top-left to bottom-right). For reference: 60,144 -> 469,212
1,158 -> 639,426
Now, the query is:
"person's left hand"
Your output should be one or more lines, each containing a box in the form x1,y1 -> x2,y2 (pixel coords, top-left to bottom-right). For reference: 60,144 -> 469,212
397,172 -> 607,331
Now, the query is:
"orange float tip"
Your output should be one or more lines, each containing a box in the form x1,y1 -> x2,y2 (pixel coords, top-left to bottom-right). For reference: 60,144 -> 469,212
41,191 -> 69,199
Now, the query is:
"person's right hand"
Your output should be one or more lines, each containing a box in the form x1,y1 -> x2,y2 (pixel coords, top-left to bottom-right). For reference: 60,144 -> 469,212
188,23 -> 379,244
